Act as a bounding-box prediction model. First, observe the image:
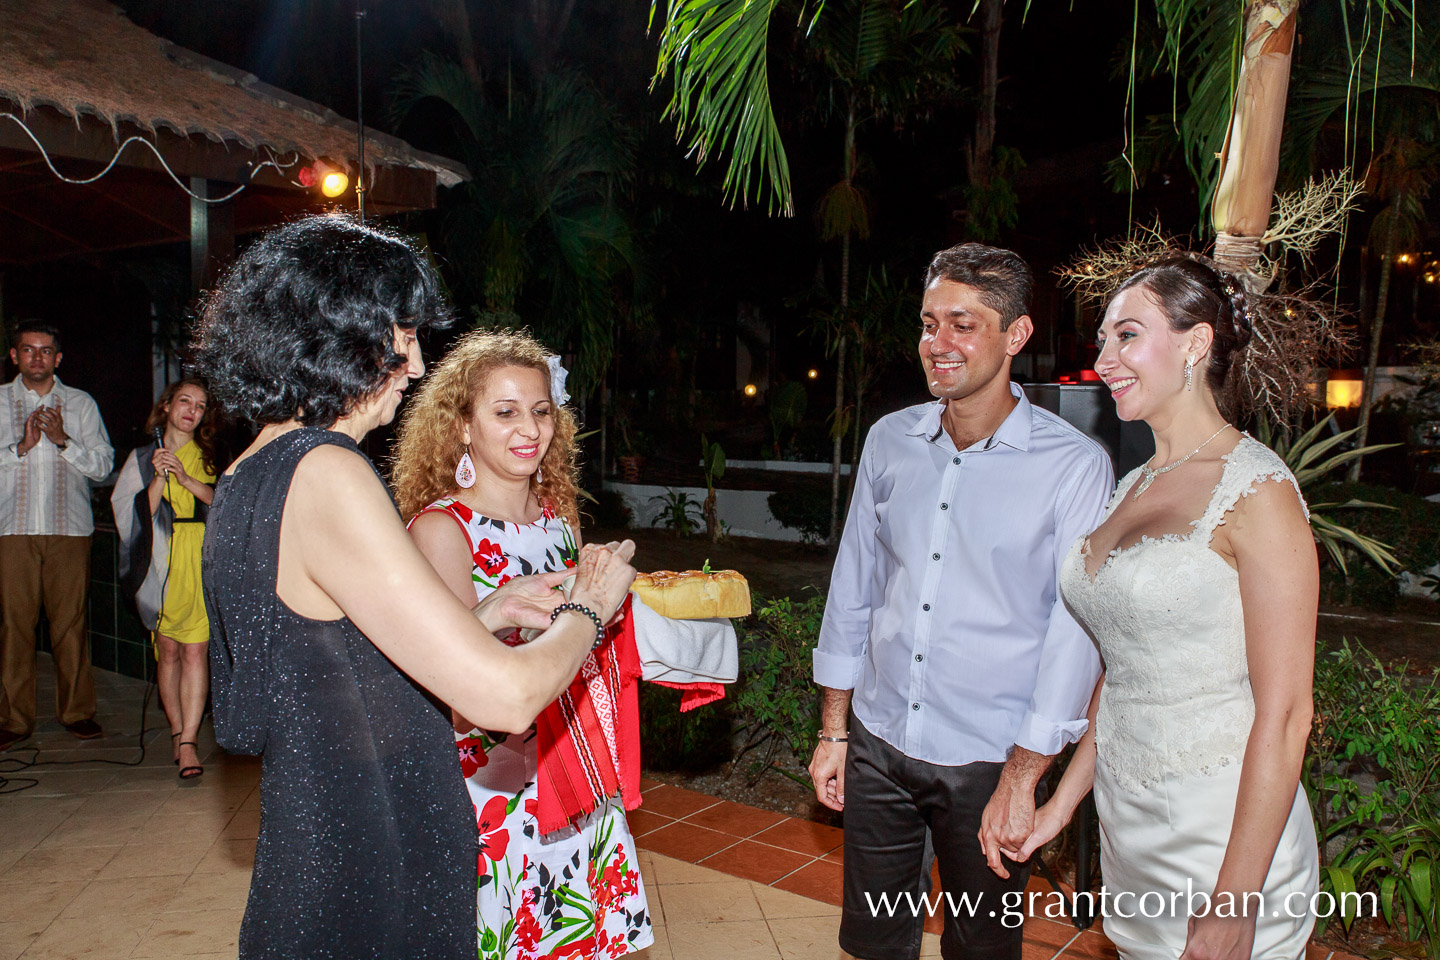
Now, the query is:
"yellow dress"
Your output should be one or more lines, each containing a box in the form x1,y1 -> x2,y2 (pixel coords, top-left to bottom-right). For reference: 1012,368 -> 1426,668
156,440 -> 215,645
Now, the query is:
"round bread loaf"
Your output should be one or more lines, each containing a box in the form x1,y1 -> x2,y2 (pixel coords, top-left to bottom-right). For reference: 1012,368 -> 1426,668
631,569 -> 751,619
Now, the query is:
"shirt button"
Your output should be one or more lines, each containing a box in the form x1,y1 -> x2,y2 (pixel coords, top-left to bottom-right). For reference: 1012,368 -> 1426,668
915,654 -> 924,662
940,503 -> 948,510
952,456 -> 961,465
912,702 -> 920,711
922,603 -> 931,611
932,553 -> 940,561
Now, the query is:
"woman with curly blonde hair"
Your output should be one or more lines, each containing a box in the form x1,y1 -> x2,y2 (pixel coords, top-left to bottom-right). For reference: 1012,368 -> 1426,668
393,328 -> 653,960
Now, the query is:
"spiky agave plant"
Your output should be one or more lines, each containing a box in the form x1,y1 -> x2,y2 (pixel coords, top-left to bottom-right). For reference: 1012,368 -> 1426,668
1255,414 -> 1400,575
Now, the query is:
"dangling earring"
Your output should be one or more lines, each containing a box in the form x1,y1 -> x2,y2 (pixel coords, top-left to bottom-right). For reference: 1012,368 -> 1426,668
536,465 -> 544,485
454,448 -> 476,488
1184,355 -> 1195,391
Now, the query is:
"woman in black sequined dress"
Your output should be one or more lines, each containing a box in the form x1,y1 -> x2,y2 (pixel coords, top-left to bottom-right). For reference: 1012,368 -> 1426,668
194,215 -> 637,960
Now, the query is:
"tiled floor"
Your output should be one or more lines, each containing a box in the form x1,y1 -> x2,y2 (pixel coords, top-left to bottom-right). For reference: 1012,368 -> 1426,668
1,658 -> 1360,960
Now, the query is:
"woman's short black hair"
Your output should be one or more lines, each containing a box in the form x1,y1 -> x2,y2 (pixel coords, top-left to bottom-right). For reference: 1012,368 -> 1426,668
194,214 -> 452,428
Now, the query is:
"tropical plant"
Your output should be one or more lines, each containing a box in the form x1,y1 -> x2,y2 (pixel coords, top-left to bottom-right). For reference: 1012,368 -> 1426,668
700,434 -> 726,541
768,381 -> 808,458
1255,413 -> 1400,575
730,593 -> 827,785
1308,639 -> 1440,956
390,57 -> 636,397
648,488 -> 704,537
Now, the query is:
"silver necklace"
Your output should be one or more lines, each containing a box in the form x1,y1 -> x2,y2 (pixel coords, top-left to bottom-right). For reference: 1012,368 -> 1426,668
1132,424 -> 1231,500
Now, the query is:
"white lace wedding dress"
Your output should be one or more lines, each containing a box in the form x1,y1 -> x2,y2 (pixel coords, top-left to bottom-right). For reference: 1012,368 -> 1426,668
1059,436 -> 1319,959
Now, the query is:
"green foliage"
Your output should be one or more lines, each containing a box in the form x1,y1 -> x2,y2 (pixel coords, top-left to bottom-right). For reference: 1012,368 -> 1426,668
648,0 -> 794,214
649,0 -> 962,216
389,58 -> 634,396
731,594 -> 827,782
769,382 -> 808,455
649,488 -> 704,537
768,488 -> 830,544
701,434 -> 726,493
960,145 -> 1024,243
1312,481 -> 1440,612
1307,639 -> 1440,952
1256,414 -> 1400,577
1309,640 -> 1440,833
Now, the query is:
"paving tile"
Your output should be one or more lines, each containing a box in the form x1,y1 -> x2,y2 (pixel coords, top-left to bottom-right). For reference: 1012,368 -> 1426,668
750,882 -> 842,921
219,808 -> 260,840
753,818 -> 845,858
14,912 -> 151,959
136,810 -> 233,846
0,919 -> 44,960
684,800 -> 788,838
666,920 -> 782,960
658,878 -> 763,924
766,914 -> 846,960
59,875 -> 188,918
627,808 -> 676,838
193,837 -> 257,875
1022,917 -> 1082,950
0,880 -> 87,924
644,852 -> 737,885
698,840 -> 813,885
640,784 -> 723,819
15,769 -> 119,796
157,869 -> 253,914
153,783 -> 249,816
5,843 -> 121,883
772,859 -> 844,907
38,812 -> 150,848
632,924 -> 672,960
96,840 -> 211,880
638,821 -> 737,863
131,908 -> 244,957
1066,929 -> 1119,959
640,777 -> 664,792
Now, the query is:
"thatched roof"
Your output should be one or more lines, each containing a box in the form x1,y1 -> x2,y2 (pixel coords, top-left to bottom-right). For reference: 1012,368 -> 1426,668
0,0 -> 465,188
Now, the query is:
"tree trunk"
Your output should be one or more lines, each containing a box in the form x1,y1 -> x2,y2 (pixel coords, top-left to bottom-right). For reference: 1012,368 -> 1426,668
849,377 -> 863,501
971,0 -> 1002,189
828,107 -> 857,546
1210,1 -> 1298,285
1349,223 -> 1398,481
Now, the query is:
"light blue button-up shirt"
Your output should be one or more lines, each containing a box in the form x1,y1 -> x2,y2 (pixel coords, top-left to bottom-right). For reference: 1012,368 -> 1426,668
813,383 -> 1113,766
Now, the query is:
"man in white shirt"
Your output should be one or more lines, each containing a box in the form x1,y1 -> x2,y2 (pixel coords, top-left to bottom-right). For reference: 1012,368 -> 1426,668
0,321 -> 114,750
808,244 -> 1113,959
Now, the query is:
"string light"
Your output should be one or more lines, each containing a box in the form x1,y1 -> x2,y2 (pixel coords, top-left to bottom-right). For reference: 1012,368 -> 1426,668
1,111 -> 303,203
807,369 -> 819,379
743,384 -> 757,397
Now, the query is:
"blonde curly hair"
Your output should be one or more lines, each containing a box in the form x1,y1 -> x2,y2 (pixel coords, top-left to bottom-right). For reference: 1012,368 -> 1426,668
391,329 -> 580,526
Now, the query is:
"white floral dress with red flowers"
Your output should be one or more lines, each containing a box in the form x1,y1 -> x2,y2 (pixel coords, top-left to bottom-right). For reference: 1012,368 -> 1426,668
415,497 -> 653,960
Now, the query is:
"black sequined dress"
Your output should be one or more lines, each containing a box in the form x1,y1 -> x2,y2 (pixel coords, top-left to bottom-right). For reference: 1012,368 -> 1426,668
203,429 -> 474,959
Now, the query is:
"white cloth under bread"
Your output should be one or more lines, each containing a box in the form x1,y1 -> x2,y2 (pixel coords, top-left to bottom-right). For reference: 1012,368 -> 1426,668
630,593 -> 738,685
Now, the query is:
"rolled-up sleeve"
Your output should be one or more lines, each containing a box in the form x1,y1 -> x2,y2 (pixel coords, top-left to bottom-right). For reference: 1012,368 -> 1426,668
1013,450 -> 1113,756
813,436 -> 878,690
60,393 -> 114,482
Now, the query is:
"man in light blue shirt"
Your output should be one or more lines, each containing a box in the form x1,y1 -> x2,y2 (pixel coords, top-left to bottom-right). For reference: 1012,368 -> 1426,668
809,243 -> 1112,960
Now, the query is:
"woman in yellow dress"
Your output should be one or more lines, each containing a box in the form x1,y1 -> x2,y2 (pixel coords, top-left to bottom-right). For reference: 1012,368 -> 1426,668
112,379 -> 217,778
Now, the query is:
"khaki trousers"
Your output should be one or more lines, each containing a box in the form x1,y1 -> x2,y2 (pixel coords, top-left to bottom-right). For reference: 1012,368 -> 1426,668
0,534 -> 97,735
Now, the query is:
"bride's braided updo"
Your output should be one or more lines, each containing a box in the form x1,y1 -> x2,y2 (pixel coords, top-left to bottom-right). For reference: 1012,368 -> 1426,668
1115,254 -> 1254,419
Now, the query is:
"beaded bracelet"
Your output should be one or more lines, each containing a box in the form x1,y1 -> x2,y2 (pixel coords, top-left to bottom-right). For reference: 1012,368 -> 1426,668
551,602 -> 606,649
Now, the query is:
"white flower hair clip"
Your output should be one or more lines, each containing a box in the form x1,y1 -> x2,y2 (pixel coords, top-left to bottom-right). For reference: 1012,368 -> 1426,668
547,355 -> 570,406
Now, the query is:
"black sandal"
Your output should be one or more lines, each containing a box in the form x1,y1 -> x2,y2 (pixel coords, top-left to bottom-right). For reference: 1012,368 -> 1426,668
171,731 -> 182,765
178,741 -> 204,780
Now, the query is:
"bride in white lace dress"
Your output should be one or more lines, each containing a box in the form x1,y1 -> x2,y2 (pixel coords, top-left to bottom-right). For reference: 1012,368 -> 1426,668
1010,256 -> 1319,960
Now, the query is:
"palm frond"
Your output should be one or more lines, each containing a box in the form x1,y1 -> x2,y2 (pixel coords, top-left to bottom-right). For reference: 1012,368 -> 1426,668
649,0 -> 795,215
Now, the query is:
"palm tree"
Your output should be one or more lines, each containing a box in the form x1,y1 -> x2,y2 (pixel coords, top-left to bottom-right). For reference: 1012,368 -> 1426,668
390,57 -> 636,397
801,0 -> 962,541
